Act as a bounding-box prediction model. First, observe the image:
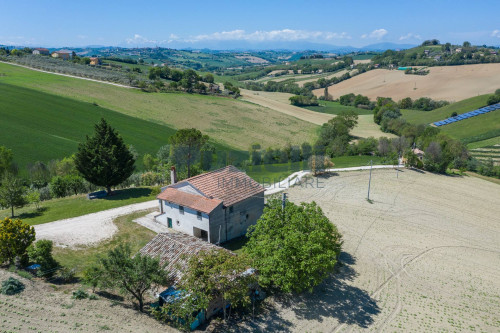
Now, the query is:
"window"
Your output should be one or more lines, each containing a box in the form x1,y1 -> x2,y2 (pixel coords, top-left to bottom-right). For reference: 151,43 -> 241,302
176,220 -> 180,226
229,206 -> 234,214
179,205 -> 184,214
197,211 -> 202,220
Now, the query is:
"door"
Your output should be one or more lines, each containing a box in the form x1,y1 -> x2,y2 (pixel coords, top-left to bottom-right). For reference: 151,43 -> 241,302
200,230 -> 208,241
167,218 -> 172,228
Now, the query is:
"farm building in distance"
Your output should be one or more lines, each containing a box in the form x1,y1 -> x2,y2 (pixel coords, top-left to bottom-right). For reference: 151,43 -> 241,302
155,165 -> 265,244
51,49 -> 73,60
32,48 -> 50,55
89,57 -> 101,65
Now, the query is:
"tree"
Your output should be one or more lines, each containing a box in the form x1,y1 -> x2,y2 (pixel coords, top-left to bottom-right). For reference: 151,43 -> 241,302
169,129 -> 209,178
0,217 -> 35,265
0,173 -> 27,217
74,119 -> 135,195
89,243 -> 169,312
27,240 -> 59,277
175,250 -> 256,322
0,146 -> 13,177
244,199 -> 342,293
399,97 -> 413,109
25,189 -> 41,211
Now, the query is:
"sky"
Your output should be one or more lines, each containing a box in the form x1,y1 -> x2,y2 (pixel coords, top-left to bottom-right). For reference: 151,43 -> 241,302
1,0 -> 499,49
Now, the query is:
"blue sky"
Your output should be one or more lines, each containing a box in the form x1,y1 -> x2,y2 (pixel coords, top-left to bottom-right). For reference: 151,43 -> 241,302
1,0 -> 499,48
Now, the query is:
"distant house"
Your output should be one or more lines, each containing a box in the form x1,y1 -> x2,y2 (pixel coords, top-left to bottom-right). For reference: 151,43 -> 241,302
89,57 -> 101,65
455,48 -> 462,53
490,50 -> 498,55
434,55 -> 442,61
32,48 -> 49,55
51,49 -> 73,60
412,148 -> 425,161
424,49 -> 430,56
155,165 -> 265,244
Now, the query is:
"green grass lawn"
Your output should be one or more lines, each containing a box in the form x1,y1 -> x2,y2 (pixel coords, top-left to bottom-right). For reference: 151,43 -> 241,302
244,162 -> 307,184
331,155 -> 386,168
244,155 -> 387,184
0,187 -> 156,225
53,210 -> 157,275
304,100 -> 373,115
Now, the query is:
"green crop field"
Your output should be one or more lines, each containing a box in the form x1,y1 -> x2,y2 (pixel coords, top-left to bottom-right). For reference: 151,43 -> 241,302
305,100 -> 373,115
0,82 -> 179,169
401,94 -> 500,145
401,94 -> 491,124
0,62 -> 317,151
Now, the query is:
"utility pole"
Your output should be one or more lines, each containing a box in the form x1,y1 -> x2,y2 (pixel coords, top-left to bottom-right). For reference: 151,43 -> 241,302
367,160 -> 373,201
282,192 -> 287,211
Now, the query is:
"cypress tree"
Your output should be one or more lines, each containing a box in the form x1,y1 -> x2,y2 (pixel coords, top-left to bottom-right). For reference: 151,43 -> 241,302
75,119 -> 135,195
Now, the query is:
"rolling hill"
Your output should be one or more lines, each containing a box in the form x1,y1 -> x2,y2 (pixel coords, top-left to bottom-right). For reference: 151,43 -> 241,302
0,62 -> 318,152
314,64 -> 500,102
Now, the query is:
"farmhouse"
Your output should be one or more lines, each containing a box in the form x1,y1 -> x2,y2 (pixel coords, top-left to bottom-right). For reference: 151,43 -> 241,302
51,49 -> 73,60
32,48 -> 50,55
89,57 -> 101,65
155,165 -> 265,244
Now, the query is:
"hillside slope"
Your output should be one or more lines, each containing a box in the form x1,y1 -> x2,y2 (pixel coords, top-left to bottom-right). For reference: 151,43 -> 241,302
402,94 -> 500,144
0,82 -> 179,169
314,64 -> 500,102
0,62 -> 317,150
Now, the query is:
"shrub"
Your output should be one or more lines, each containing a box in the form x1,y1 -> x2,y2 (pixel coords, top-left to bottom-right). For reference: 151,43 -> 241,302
1,277 -> 25,295
151,186 -> 161,196
0,218 -> 36,266
57,266 -> 77,283
72,288 -> 89,300
27,240 -> 59,278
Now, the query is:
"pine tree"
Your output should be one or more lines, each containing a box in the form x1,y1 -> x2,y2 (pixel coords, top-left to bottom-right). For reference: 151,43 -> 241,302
75,119 -> 135,195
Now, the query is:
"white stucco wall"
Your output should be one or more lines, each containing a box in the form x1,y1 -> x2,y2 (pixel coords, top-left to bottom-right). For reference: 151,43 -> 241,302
156,200 -> 211,238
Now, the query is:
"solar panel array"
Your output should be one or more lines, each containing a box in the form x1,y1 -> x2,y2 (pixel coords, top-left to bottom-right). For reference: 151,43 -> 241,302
433,103 -> 500,127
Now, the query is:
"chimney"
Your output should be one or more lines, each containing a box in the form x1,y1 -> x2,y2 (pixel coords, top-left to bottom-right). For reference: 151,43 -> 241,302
170,166 -> 177,185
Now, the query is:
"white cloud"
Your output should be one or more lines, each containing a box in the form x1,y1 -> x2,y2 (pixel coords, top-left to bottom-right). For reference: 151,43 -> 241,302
361,28 -> 388,39
184,29 -> 351,43
492,30 -> 500,38
399,33 -> 422,41
126,34 -> 158,45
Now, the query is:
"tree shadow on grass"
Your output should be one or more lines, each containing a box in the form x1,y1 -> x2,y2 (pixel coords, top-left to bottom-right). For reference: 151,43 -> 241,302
17,207 -> 48,219
276,251 -> 380,329
102,188 -> 152,201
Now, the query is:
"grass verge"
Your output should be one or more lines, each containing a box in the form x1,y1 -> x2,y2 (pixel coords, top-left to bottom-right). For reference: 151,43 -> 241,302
53,210 -> 157,276
0,187 -> 155,225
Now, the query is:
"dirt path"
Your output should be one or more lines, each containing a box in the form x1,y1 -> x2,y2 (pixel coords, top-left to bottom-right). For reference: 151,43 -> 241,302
0,60 -> 136,89
240,89 -> 332,125
34,200 -> 158,248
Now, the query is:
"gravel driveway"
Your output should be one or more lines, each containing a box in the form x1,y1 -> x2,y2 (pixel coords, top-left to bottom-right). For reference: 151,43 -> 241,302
34,200 -> 158,248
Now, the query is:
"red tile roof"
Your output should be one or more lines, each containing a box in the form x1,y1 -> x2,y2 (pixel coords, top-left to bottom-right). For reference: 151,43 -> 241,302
139,233 -> 231,283
157,187 -> 222,214
157,165 -> 265,212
